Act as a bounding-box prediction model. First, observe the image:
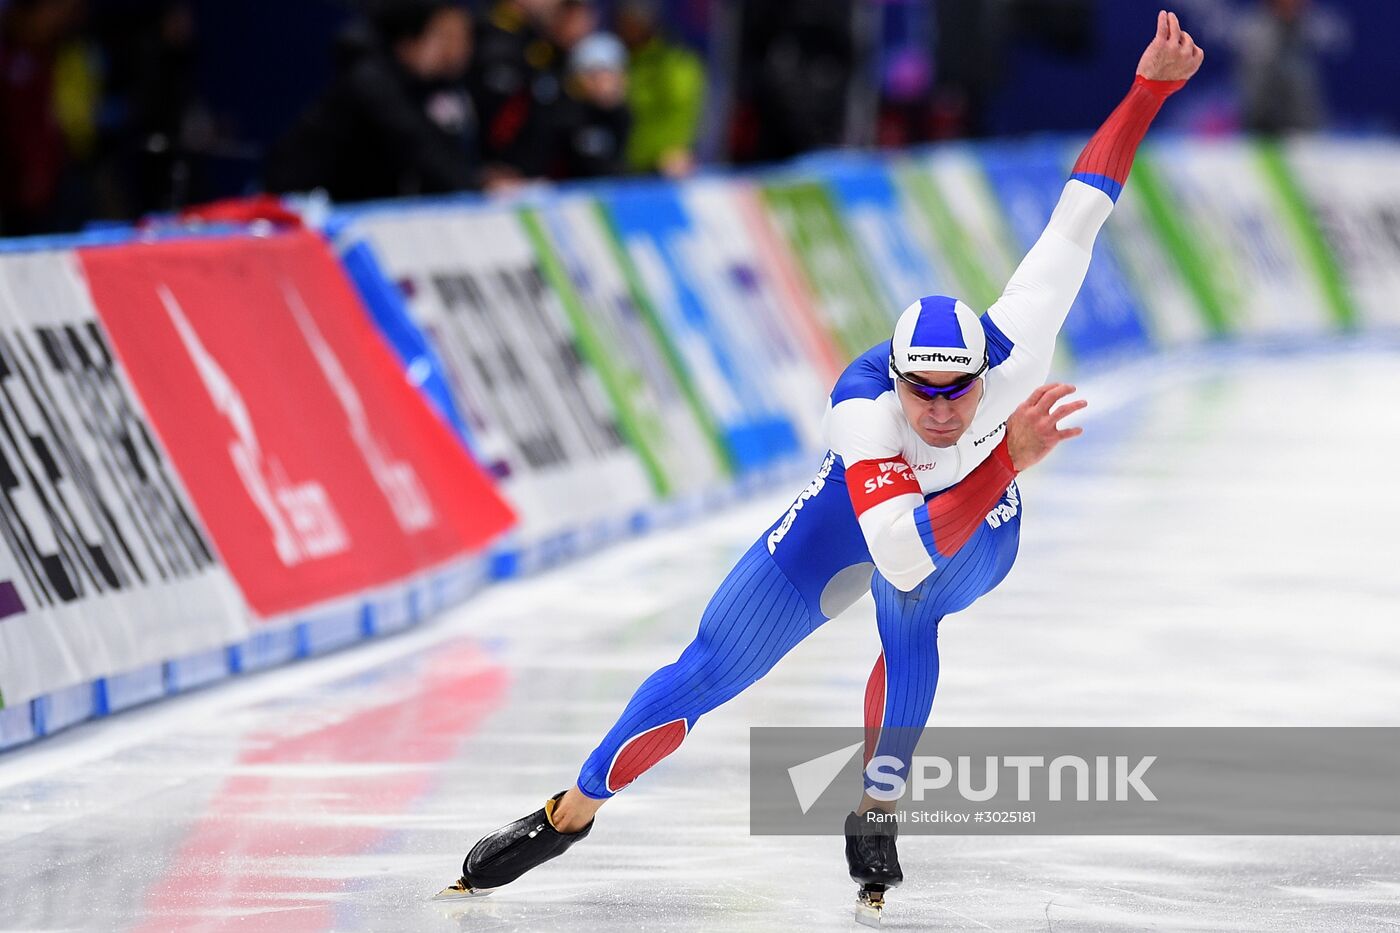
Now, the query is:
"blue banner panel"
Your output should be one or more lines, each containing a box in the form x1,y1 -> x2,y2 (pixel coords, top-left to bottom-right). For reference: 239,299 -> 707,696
603,183 -> 801,473
978,141 -> 1153,363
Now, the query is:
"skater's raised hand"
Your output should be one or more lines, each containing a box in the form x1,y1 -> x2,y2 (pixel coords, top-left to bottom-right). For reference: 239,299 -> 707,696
1005,383 -> 1087,472
1137,10 -> 1204,83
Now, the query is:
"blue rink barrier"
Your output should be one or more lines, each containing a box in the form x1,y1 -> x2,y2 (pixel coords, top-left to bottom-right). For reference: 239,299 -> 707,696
0,560 -> 486,751
481,453 -> 809,581
337,240 -> 477,451
599,180 -> 805,473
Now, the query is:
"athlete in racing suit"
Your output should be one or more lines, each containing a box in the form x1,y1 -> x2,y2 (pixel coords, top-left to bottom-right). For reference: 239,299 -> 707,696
444,9 -> 1205,901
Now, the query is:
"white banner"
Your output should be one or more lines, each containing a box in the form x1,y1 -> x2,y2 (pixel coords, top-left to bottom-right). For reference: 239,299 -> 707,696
0,251 -> 246,708
917,146 -> 1022,300
1285,137 -> 1400,329
343,207 -> 657,541
1147,139 -> 1334,335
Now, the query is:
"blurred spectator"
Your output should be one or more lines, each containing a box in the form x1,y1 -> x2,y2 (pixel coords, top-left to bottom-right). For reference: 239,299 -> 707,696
472,0 -> 602,180
928,0 -> 1010,139
94,0 -> 214,218
471,0 -> 555,169
548,0 -> 595,58
502,0 -> 598,176
547,30 -> 629,179
0,0 -> 92,235
616,0 -> 703,178
265,0 -> 481,203
732,0 -> 854,163
1237,0 -> 1327,134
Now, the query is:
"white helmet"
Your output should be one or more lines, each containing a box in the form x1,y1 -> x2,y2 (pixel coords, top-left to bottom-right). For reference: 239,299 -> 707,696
890,296 -> 986,377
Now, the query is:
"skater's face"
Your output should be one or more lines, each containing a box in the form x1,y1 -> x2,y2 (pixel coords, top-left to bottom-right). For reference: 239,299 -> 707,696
896,370 -> 983,448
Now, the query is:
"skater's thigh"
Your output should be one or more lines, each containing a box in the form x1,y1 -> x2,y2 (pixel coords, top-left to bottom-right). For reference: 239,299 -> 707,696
683,453 -> 873,677
690,535 -> 808,655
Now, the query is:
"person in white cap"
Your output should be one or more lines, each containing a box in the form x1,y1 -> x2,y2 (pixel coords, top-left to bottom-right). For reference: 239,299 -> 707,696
551,30 -> 631,177
443,9 -> 1204,924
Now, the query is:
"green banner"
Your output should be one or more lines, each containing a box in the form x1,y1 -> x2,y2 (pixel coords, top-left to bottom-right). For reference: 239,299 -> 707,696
761,179 -> 893,359
1253,141 -> 1358,331
1129,153 -> 1232,336
895,154 -> 1015,313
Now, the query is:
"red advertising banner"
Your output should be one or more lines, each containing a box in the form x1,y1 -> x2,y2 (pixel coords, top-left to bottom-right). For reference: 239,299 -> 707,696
80,231 -> 515,618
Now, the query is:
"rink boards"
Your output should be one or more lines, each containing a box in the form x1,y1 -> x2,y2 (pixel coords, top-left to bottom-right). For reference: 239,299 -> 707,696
1,134 -> 1396,750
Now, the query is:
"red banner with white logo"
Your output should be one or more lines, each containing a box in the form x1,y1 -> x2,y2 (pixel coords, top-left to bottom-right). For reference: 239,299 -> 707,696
80,231 -> 515,618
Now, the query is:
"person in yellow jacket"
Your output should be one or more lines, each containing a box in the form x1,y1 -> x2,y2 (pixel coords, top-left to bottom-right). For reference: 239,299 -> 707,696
616,0 -> 704,178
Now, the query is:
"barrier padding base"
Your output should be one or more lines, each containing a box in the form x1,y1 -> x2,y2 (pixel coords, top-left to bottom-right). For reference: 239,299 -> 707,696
0,703 -> 37,751
0,455 -> 814,755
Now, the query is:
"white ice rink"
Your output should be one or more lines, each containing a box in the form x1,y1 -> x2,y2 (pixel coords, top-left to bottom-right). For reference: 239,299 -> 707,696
2,348 -> 1399,931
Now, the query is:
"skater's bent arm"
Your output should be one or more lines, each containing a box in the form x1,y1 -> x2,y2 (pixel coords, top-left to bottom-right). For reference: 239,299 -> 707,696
985,11 -> 1202,372
844,445 -> 1019,592
837,385 -> 1087,592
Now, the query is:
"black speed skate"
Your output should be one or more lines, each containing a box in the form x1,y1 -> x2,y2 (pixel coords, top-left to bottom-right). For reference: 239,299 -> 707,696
845,809 -> 903,928
433,791 -> 593,900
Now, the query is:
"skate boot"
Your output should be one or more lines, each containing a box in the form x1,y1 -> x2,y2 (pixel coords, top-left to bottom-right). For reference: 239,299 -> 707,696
433,791 -> 593,900
844,809 -> 903,928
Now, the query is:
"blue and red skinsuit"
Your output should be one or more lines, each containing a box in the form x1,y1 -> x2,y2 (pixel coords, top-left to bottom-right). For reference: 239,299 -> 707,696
575,76 -> 1184,799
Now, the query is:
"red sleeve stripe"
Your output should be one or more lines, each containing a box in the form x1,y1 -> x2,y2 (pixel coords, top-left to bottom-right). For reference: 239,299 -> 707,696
915,440 -> 1018,559
1070,75 -> 1185,200
845,457 -> 922,517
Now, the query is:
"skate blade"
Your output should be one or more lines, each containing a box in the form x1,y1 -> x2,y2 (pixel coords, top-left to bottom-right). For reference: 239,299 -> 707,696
855,890 -> 884,928
432,877 -> 494,901
854,903 -> 882,929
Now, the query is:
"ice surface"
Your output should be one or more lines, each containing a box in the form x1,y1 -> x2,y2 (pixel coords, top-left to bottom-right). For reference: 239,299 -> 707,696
2,350 -> 1398,931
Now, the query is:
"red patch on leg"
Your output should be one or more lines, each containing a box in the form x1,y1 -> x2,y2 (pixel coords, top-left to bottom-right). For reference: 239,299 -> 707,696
606,719 -> 688,793
863,653 -> 886,768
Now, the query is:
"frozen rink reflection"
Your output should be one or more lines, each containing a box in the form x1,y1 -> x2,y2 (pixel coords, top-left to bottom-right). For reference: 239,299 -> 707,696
2,349 -> 1399,931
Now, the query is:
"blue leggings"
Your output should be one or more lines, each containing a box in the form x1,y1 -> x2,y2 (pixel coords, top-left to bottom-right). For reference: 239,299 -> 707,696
575,452 -> 1022,799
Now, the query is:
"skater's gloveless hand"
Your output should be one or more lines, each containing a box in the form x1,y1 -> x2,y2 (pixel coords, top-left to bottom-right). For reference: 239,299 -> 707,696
1005,383 -> 1086,473
1137,10 -> 1205,83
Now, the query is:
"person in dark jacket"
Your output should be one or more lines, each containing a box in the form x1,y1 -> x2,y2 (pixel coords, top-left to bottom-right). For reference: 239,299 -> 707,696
1237,0 -> 1329,134
549,31 -> 630,179
471,0 -> 556,170
266,0 -> 481,202
474,0 -> 600,180
0,0 -> 87,234
733,0 -> 855,163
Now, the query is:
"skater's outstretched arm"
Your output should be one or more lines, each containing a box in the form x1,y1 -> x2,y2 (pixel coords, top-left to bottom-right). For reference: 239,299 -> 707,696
840,384 -> 1087,592
985,10 -> 1203,375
